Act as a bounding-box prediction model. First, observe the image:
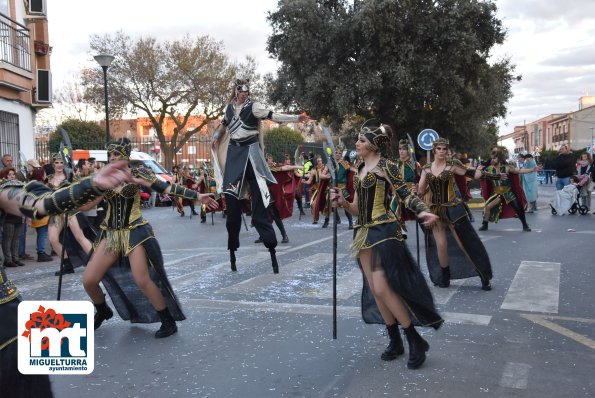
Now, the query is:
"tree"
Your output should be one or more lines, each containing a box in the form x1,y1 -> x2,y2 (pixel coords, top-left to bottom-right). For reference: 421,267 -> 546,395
48,119 -> 106,153
264,126 -> 304,162
83,32 -> 243,169
266,0 -> 519,155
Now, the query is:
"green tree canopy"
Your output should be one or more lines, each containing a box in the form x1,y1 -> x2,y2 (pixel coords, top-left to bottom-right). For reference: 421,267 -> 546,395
49,119 -> 106,153
266,0 -> 518,154
264,126 -> 304,163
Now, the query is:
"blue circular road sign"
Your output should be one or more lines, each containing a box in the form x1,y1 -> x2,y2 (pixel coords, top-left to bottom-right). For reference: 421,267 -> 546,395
417,129 -> 439,150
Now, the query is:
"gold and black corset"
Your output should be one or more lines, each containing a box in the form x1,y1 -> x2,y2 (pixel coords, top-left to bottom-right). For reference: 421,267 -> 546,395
355,172 -> 396,228
98,184 -> 149,254
423,163 -> 463,221
102,184 -> 143,230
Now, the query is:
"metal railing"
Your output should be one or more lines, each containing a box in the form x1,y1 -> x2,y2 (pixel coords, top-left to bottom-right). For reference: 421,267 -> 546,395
0,12 -> 31,72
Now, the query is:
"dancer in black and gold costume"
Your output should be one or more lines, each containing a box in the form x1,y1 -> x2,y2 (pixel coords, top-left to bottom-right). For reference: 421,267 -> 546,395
331,124 -> 442,370
82,138 -> 218,338
418,138 -> 502,291
0,159 -> 132,398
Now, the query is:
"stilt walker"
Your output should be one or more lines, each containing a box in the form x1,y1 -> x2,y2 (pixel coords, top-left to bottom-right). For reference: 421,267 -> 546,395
211,79 -> 310,273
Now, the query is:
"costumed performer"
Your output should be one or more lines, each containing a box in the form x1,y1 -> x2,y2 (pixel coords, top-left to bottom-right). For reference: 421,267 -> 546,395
417,138 -> 501,291
0,158 -> 131,398
82,138 -> 218,338
331,123 -> 442,370
479,147 -> 538,232
211,79 -> 310,273
335,145 -> 356,229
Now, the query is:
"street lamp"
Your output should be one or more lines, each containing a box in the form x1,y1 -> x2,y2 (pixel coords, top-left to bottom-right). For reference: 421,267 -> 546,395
94,53 -> 115,143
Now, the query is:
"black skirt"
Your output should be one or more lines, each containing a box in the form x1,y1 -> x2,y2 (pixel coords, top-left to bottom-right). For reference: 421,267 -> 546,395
423,208 -> 493,284
356,222 -> 443,329
95,223 -> 185,324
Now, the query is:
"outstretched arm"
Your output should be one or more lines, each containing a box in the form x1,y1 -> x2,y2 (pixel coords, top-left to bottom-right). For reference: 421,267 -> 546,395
0,160 -> 131,219
130,165 -> 218,210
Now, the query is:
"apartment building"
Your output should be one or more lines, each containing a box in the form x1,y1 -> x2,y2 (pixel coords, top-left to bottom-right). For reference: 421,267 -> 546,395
512,96 -> 595,154
0,0 -> 51,160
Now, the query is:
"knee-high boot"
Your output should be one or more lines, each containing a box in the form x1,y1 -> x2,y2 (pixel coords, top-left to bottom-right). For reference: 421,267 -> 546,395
381,323 -> 404,361
403,324 -> 429,369
155,307 -> 177,338
276,220 -> 289,243
94,300 -> 113,330
269,248 -> 279,274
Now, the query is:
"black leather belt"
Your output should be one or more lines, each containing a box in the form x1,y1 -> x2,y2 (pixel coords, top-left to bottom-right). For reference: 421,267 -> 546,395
229,136 -> 258,146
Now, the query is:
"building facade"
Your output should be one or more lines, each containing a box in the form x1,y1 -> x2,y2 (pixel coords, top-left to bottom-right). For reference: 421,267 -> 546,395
510,96 -> 595,154
0,0 -> 51,161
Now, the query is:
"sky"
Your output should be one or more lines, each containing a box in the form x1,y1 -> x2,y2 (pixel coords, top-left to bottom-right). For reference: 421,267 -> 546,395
46,0 -> 595,136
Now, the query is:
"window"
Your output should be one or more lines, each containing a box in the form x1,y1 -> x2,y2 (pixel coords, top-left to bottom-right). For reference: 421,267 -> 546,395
0,111 -> 20,162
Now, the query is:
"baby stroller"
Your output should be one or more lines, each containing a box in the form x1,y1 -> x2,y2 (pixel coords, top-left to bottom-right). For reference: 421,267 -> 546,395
550,181 -> 589,215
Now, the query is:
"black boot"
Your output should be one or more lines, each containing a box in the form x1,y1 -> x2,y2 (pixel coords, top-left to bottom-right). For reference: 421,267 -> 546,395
481,278 -> 492,291
270,248 -> 279,274
155,308 -> 177,338
381,323 -> 404,361
275,218 -> 289,244
322,218 -> 329,228
438,266 -> 450,288
478,221 -> 488,231
522,223 -> 531,232
190,203 -> 199,216
403,324 -> 429,369
94,301 -> 113,330
230,250 -> 237,272
55,258 -> 75,276
254,237 -> 263,244
336,214 -> 341,224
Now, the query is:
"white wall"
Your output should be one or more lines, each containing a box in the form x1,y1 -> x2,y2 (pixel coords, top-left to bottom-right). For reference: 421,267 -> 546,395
0,98 -> 36,159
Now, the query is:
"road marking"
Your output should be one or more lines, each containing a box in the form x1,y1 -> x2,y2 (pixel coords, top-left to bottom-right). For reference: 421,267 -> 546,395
429,279 -> 466,305
520,314 -> 595,350
183,298 -> 491,325
501,261 -> 560,313
500,362 -> 531,389
308,266 -> 361,300
217,252 -> 347,294
169,232 -> 351,287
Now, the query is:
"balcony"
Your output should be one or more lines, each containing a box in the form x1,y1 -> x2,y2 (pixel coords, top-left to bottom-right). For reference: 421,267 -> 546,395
0,12 -> 31,73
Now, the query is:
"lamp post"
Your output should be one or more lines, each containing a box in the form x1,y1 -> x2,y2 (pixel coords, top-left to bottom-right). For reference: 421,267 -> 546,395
94,53 -> 115,143
590,127 -> 594,154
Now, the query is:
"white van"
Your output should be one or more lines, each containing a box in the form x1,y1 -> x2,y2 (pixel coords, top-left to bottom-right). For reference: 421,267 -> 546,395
71,149 -> 172,182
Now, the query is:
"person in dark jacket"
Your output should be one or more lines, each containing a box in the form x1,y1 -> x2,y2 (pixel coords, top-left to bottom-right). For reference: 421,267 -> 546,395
553,145 -> 575,190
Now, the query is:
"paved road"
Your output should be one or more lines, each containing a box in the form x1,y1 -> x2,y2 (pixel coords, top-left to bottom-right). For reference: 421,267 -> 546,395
9,184 -> 595,397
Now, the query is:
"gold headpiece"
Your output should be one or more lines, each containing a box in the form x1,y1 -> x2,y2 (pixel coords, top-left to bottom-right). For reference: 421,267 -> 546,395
106,138 -> 132,160
359,124 -> 390,153
432,137 -> 450,149
51,153 -> 63,162
398,139 -> 409,149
